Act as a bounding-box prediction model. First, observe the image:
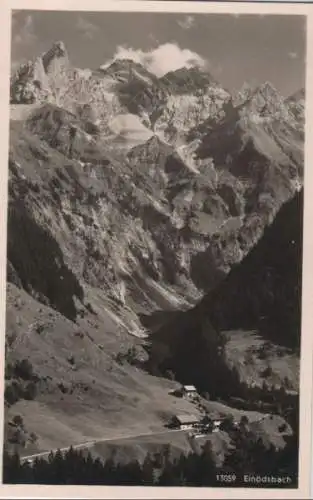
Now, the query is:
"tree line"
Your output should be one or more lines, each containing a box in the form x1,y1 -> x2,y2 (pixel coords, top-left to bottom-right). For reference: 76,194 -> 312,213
3,428 -> 298,488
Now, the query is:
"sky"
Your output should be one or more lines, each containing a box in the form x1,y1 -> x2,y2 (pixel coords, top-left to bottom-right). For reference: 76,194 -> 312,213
11,10 -> 307,97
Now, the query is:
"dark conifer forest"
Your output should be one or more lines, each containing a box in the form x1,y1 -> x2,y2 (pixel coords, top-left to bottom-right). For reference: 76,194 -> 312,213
3,425 -> 298,488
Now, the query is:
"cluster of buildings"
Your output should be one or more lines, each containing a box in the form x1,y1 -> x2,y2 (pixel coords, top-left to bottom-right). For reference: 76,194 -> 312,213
168,384 -> 229,434
168,413 -> 223,433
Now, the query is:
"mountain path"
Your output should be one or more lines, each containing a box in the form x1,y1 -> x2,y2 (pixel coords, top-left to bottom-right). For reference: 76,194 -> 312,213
20,428 -> 184,462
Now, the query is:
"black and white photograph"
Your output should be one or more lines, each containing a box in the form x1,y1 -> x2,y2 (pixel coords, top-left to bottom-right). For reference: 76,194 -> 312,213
0,1 -> 312,497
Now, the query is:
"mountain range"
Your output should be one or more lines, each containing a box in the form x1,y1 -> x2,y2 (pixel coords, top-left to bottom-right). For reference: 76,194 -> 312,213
5,41 -> 304,461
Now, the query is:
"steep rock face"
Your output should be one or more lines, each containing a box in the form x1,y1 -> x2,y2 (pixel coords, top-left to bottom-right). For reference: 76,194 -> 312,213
7,198 -> 84,321
233,82 -> 255,107
8,116 -> 199,337
160,67 -> 217,92
188,89 -> 303,276
153,67 -> 232,145
10,41 -> 69,105
202,189 -> 303,349
5,115 -> 236,337
126,135 -> 195,191
8,41 -> 305,337
7,109 -> 227,330
285,88 -> 305,131
234,82 -> 304,128
147,190 -> 303,394
238,82 -> 296,123
101,59 -> 165,123
10,57 -> 51,104
100,59 -> 157,85
41,40 -> 69,75
8,93 -> 304,337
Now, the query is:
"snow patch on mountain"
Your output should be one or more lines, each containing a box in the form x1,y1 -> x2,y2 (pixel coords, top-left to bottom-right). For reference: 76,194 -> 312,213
108,113 -> 154,145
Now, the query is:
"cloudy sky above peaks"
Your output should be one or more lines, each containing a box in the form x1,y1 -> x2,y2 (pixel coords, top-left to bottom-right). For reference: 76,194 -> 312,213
11,10 -> 306,96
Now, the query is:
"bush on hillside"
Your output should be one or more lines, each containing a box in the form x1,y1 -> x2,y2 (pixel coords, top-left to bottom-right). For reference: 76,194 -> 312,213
29,432 -> 38,444
5,362 -> 14,380
5,383 -> 21,406
23,381 -> 37,400
14,359 -> 34,381
12,415 -> 24,427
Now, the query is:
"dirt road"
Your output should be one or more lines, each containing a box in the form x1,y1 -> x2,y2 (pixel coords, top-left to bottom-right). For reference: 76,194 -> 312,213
20,428 -> 184,462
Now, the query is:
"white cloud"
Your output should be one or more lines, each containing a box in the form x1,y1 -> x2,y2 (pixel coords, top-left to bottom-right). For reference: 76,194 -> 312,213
13,14 -> 37,47
76,16 -> 99,40
288,51 -> 298,60
177,15 -> 195,30
101,43 -> 208,77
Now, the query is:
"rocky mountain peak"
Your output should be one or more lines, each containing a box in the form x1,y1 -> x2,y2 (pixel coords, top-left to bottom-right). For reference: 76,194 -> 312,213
257,82 -> 289,112
45,40 -> 67,58
100,58 -> 157,86
237,80 -> 294,124
10,41 -> 70,105
41,40 -> 69,72
106,58 -> 144,71
234,81 -> 281,111
284,88 -> 305,128
233,81 -> 255,106
257,80 -> 279,96
160,65 -> 217,94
